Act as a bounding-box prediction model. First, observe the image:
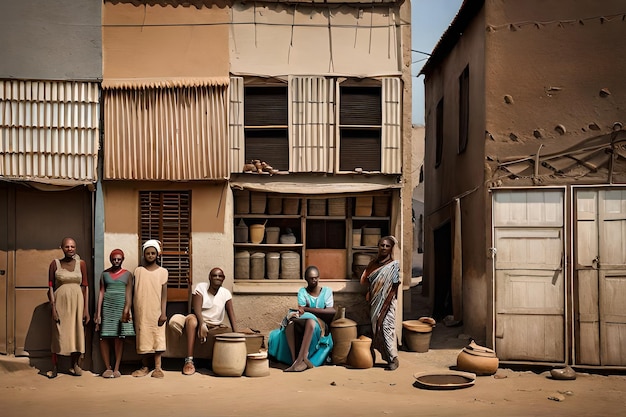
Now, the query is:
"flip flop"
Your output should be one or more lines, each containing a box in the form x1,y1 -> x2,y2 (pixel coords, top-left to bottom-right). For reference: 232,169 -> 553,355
102,369 -> 114,378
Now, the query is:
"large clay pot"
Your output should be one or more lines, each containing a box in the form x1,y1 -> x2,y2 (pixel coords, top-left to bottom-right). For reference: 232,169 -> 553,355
213,333 -> 247,377
330,308 -> 357,365
456,342 -> 499,376
347,336 -> 374,369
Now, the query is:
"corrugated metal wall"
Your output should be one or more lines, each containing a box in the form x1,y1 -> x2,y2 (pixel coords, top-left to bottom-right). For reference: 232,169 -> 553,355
103,85 -> 229,180
382,77 -> 402,174
290,76 -> 336,173
0,80 -> 99,183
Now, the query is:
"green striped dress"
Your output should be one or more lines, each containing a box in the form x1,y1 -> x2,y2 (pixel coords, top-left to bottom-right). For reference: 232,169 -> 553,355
100,269 -> 135,338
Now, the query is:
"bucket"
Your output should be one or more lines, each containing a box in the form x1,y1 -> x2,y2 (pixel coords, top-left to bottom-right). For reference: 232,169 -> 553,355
362,228 -> 381,247
234,190 -> 250,214
280,251 -> 300,279
245,351 -> 270,377
249,224 -> 265,244
266,252 -> 280,279
267,196 -> 282,214
234,251 -> 250,279
282,198 -> 300,215
265,227 -> 280,244
250,193 -> 267,214
403,320 -> 433,353
213,333 -> 247,377
235,219 -> 248,243
250,252 -> 266,279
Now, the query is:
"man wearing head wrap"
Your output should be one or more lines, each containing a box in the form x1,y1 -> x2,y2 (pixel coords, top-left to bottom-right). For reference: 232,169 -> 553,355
169,267 -> 237,375
95,249 -> 135,378
123,240 -> 168,378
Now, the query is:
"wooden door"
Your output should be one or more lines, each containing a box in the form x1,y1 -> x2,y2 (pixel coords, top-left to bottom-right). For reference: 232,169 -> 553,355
575,189 -> 626,366
493,190 -> 565,362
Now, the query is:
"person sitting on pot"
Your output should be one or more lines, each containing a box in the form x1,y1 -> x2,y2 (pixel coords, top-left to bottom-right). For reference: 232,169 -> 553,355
169,267 -> 237,375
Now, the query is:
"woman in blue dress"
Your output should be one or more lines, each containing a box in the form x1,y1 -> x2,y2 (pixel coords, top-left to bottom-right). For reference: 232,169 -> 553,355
269,266 -> 336,372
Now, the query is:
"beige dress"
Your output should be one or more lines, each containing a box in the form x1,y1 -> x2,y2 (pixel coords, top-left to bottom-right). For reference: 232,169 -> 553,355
133,266 -> 168,354
51,257 -> 85,355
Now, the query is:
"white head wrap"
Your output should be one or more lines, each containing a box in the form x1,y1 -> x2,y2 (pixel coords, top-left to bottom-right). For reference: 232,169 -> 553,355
142,239 -> 162,255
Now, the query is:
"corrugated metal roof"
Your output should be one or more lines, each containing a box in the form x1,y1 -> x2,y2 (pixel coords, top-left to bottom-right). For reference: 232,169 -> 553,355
0,80 -> 99,184
106,0 -> 399,8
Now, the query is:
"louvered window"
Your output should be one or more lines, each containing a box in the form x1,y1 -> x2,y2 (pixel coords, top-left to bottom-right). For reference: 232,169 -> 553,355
244,86 -> 289,171
339,86 -> 382,171
140,191 -> 191,301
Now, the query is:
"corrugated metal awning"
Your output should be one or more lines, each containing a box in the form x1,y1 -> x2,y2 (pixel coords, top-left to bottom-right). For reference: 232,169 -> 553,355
102,77 -> 230,90
0,80 -> 99,185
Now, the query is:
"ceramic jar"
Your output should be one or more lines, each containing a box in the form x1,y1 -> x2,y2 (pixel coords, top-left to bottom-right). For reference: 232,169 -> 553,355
402,319 -> 434,353
456,342 -> 499,376
347,336 -> 374,369
212,333 -> 247,377
330,308 -> 358,365
245,351 -> 270,377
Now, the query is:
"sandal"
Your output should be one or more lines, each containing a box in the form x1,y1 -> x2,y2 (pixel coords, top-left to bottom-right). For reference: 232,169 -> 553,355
47,367 -> 58,379
132,366 -> 150,377
102,369 -> 114,378
151,368 -> 164,378
113,371 -> 122,378
182,358 -> 195,376
70,364 -> 83,376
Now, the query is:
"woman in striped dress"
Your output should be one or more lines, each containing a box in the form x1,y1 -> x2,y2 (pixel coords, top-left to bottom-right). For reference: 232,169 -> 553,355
360,236 -> 401,371
94,249 -> 135,378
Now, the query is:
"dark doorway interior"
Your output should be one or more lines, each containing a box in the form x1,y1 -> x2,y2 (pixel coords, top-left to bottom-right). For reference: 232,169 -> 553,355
433,222 -> 453,320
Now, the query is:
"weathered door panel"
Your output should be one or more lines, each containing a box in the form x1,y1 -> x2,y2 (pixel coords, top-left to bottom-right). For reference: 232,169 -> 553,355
493,189 -> 565,363
575,189 -> 626,366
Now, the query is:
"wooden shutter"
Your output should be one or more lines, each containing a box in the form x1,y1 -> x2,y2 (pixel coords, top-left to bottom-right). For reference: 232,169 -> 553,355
140,191 -> 191,301
381,77 -> 402,174
229,76 -> 245,173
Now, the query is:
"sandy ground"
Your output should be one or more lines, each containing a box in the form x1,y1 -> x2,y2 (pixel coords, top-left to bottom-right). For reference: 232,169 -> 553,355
2,278 -> 625,417
2,329 -> 626,417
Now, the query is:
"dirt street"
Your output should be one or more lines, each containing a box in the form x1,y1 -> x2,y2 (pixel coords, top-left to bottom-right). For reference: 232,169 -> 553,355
2,332 -> 625,417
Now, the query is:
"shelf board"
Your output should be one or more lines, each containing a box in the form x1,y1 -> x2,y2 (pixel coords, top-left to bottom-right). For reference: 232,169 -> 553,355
233,243 -> 303,248
234,214 -> 301,219
352,246 -> 378,251
352,216 -> 390,221
307,216 -> 346,220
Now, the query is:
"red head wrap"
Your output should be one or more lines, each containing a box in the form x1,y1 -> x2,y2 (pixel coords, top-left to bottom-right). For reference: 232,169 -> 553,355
109,249 -> 125,262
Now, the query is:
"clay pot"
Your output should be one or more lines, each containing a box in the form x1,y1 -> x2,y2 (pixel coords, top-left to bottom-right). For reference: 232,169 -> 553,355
347,336 -> 374,369
330,308 -> 358,365
456,342 -> 499,376
403,319 -> 435,353
212,333 -> 247,377
245,351 -> 270,377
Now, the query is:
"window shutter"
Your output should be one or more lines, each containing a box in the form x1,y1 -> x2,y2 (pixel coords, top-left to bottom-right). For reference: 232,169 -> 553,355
290,76 -> 335,173
381,77 -> 402,174
229,76 -> 244,173
140,191 -> 191,301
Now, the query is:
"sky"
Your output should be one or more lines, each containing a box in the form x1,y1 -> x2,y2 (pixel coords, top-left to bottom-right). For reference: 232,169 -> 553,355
411,0 -> 464,125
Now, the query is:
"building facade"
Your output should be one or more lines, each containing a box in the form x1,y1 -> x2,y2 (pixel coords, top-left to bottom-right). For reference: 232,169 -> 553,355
421,0 -> 626,368
0,0 -> 413,364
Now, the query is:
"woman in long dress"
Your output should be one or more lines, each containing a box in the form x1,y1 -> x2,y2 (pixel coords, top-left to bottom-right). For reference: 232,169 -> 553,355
47,237 -> 90,378
360,236 -> 400,370
268,266 -> 335,372
94,249 -> 135,378
124,239 -> 168,378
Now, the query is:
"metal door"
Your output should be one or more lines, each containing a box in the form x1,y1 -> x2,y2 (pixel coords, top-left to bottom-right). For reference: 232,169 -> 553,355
575,189 -> 626,366
493,189 -> 565,362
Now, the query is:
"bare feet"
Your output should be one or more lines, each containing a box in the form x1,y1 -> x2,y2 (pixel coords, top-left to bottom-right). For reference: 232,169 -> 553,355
284,358 -> 314,372
102,369 -> 114,378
